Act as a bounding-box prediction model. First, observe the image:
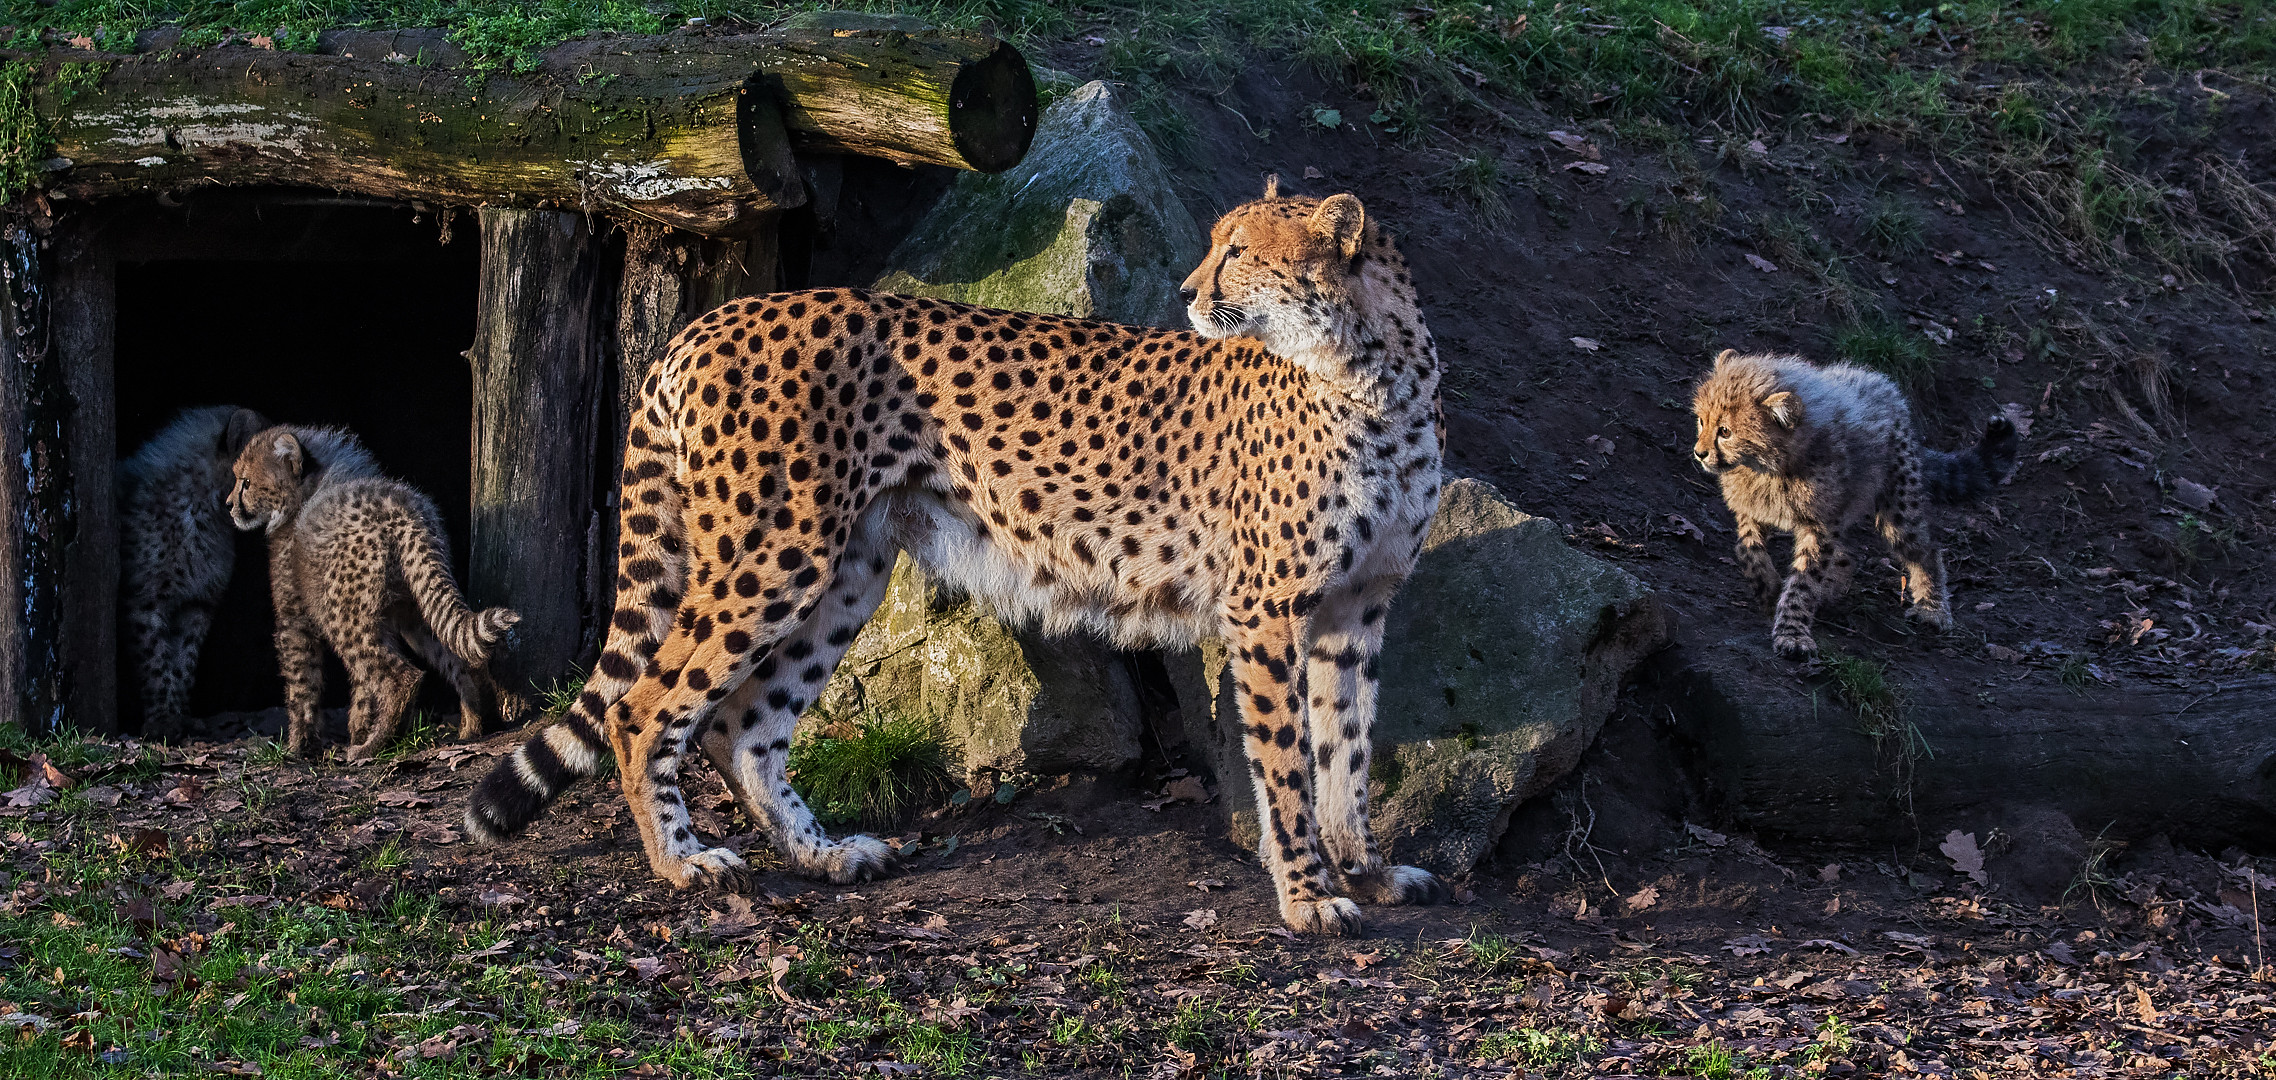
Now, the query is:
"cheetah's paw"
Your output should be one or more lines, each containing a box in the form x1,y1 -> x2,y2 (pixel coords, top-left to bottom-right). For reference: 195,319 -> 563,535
818,834 -> 901,885
1346,865 -> 1450,906
1282,896 -> 1364,936
1906,603 -> 1954,631
1772,628 -> 1817,660
671,847 -> 751,892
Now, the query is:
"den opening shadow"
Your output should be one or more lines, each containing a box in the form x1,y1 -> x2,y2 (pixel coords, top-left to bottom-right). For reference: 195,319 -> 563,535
112,196 -> 479,731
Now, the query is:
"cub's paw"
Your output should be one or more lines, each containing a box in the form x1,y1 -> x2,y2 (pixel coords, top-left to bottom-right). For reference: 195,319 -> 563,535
1772,627 -> 1817,660
343,739 -> 386,764
1282,896 -> 1365,936
1346,865 -> 1450,906
818,834 -> 901,885
670,847 -> 751,892
1906,603 -> 1954,631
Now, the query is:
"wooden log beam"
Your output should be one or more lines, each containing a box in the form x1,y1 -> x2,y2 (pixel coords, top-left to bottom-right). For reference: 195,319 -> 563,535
1640,647 -> 2276,852
469,208 -> 605,698
21,22 -> 1036,234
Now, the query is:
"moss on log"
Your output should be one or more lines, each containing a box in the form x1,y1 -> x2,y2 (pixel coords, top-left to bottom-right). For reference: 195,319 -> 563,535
17,22 -> 1035,234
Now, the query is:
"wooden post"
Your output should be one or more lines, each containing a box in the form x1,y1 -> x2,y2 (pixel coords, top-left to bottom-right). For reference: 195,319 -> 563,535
469,208 -> 605,699
0,222 -> 67,732
53,220 -> 117,732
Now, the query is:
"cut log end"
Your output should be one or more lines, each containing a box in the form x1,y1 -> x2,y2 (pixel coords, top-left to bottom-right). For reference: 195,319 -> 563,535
950,41 -> 1040,174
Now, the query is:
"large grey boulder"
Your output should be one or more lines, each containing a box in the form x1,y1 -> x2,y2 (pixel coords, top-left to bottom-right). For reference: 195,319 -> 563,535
1171,478 -> 1668,874
813,78 -> 1201,778
871,79 -> 1205,326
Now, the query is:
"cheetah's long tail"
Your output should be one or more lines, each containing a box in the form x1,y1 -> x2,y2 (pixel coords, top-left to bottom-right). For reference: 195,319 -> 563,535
466,398 -> 688,844
1922,414 -> 2020,504
388,514 -> 519,665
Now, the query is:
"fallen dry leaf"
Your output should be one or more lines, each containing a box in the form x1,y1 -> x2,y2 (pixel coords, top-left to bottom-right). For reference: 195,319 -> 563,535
1940,830 -> 1987,886
1140,776 -> 1209,812
1624,886 -> 1659,914
1181,908 -> 1219,931
1744,253 -> 1779,272
2171,477 -> 2217,511
1569,337 -> 1602,352
1562,161 -> 1610,175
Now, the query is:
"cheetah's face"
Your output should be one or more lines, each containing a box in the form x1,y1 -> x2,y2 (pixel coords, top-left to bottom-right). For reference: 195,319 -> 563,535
228,430 -> 306,534
1692,389 -> 1800,475
1180,191 -> 1373,361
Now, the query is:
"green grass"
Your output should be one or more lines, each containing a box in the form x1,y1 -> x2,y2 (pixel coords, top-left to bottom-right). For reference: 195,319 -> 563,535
785,709 -> 955,828
1823,650 -> 1900,733
1478,1026 -> 1601,1069
1831,317 -> 1940,390
1859,198 -> 1926,258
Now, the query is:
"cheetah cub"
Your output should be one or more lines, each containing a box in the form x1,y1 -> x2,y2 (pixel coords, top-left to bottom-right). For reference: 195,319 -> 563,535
118,405 -> 272,737
1692,350 -> 2017,658
227,424 -> 524,760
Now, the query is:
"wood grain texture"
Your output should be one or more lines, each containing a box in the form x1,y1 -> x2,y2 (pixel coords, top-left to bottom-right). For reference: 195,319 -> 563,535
469,208 -> 605,697
1644,647 -> 2276,851
24,25 -> 1035,234
53,221 -> 116,733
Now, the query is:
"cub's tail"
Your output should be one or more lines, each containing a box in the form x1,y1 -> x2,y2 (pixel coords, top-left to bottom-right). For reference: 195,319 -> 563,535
388,511 -> 517,665
1923,414 -> 2020,504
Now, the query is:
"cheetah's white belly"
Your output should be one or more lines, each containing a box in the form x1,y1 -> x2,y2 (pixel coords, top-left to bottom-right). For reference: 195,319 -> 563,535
860,487 -> 1218,651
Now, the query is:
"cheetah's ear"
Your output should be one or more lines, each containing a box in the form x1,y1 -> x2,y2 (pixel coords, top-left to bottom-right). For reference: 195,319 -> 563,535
269,431 -> 305,475
1760,391 -> 1801,429
1712,348 -> 1741,368
1311,193 -> 1366,264
1262,173 -> 1280,199
223,408 -> 272,456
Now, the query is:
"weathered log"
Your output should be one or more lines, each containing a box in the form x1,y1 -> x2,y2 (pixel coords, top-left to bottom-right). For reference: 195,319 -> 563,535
23,22 -> 1035,234
468,208 -> 605,697
1639,645 -> 2276,852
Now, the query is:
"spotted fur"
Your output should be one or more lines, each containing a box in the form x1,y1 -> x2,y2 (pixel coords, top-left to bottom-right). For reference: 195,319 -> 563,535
228,425 -> 524,760
1692,350 -> 2018,658
118,406 -> 271,737
467,184 -> 1448,935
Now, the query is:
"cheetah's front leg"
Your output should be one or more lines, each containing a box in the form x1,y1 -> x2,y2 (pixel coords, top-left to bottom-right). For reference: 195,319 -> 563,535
1231,608 -> 1361,936
1306,578 -> 1446,907
1771,523 -> 1837,660
1732,516 -> 1781,609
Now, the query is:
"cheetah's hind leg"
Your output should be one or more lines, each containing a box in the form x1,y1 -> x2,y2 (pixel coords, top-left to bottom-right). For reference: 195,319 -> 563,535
694,531 -> 901,886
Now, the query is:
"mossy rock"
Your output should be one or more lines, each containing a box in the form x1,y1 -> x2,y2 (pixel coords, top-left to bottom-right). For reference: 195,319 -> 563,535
1169,478 -> 1668,874
815,556 -> 1142,779
872,79 -> 1203,327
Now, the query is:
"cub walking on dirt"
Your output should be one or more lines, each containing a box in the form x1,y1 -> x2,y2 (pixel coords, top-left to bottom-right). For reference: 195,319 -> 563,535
227,422 -> 524,759
1692,350 -> 2018,658
118,405 -> 272,737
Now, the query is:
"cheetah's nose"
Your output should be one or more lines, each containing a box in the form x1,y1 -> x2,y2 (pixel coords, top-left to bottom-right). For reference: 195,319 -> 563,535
1178,287 -> 1198,305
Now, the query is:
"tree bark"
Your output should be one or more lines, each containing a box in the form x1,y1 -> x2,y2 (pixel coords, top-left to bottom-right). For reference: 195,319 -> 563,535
27,23 -> 1035,234
469,208 -> 605,698
0,221 -> 71,732
1639,646 -> 2276,852
53,219 -> 115,733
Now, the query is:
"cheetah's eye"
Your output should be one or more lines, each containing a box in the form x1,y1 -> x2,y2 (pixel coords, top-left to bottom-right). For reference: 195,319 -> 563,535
1716,426 -> 1730,439
1224,245 -> 1244,259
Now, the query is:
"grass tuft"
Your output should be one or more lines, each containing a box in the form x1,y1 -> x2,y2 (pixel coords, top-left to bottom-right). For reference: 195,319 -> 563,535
787,709 -> 956,828
1831,317 -> 1940,389
1858,198 -> 1926,257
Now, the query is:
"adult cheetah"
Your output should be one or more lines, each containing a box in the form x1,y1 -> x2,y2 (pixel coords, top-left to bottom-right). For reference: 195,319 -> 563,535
469,180 -> 1445,935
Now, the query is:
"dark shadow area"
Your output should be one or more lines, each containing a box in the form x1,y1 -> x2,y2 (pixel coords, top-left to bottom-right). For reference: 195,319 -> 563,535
112,193 -> 479,723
